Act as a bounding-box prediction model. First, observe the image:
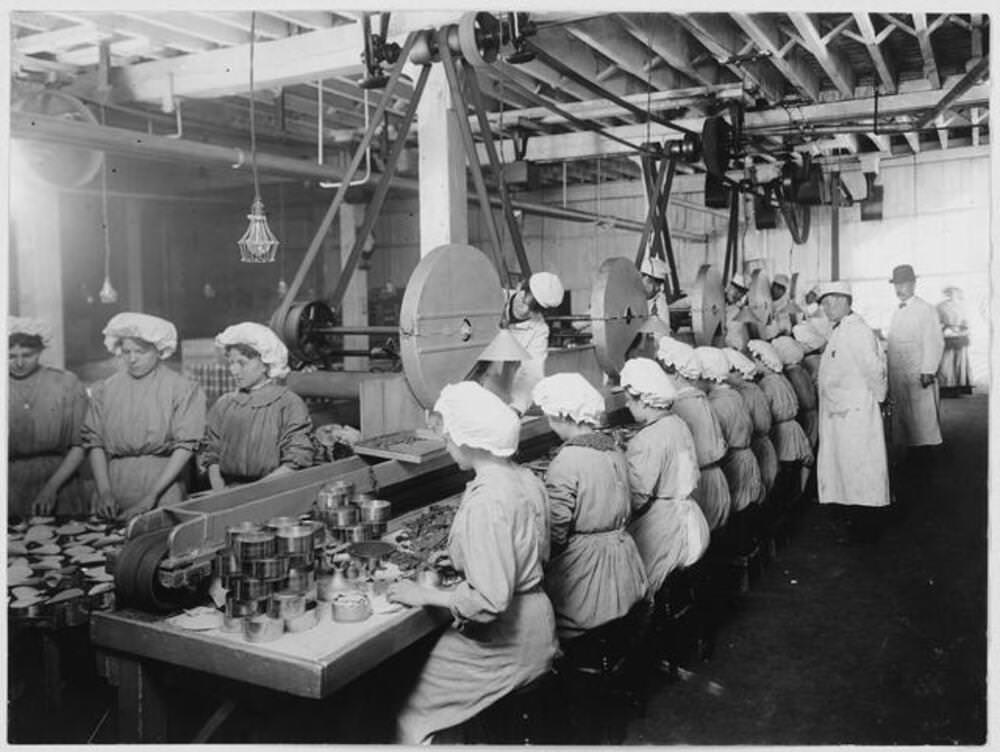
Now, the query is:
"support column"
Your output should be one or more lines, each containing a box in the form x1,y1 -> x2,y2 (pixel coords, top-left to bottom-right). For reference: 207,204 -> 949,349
338,203 -> 369,371
10,183 -> 65,368
124,200 -> 144,310
417,65 -> 468,257
830,170 -> 840,281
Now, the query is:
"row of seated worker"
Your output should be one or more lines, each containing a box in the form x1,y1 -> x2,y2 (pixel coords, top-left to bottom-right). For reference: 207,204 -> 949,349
380,326 -> 825,743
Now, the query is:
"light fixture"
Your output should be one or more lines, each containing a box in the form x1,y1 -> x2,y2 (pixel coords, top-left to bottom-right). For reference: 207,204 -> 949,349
237,11 -> 279,263
98,107 -> 118,304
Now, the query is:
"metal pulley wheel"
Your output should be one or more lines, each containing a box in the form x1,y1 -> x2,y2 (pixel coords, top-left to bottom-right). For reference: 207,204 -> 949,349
746,268 -> 773,326
664,131 -> 702,163
409,29 -> 439,65
689,264 -> 725,346
271,300 -> 339,364
457,12 -> 501,66
701,116 -> 732,177
15,91 -> 104,188
114,528 -> 176,612
590,257 -> 649,378
398,244 -> 505,408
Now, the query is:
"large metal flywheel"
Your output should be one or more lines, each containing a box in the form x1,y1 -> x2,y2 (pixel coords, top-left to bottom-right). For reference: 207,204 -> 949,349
399,244 -> 506,408
590,257 -> 649,378
689,264 -> 725,345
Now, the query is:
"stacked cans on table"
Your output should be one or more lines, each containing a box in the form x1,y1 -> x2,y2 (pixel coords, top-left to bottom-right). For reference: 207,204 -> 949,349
215,516 -> 326,641
315,481 -> 392,544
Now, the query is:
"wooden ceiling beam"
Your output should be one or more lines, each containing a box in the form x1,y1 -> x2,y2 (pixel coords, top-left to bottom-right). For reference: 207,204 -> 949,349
617,13 -> 722,88
14,22 -> 110,55
55,38 -> 172,67
849,13 -> 898,94
935,114 -> 951,151
865,132 -> 892,153
788,13 -> 856,98
194,11 -> 289,40
912,13 -> 942,89
731,13 -> 822,101
10,12 -> 66,32
564,20 -> 688,93
261,11 -> 339,31
672,13 -> 785,103
501,57 -> 594,102
115,12 -> 255,47
533,28 -> 638,100
50,11 -> 217,54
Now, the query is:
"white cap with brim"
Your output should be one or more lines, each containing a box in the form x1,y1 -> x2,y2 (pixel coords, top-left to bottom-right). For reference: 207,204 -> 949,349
528,272 -> 565,309
640,256 -> 668,281
730,273 -> 748,290
816,280 -> 853,302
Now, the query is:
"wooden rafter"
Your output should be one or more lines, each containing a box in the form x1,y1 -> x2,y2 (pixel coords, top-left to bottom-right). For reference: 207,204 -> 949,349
565,19 -> 689,93
616,13 -> 721,88
912,13 -> 941,89
865,132 -> 892,153
788,13 -> 856,98
116,12 -> 255,47
531,28 -> 635,99
14,23 -> 108,55
196,12 -> 290,40
671,13 -> 785,103
848,13 -> 897,94
50,12 -> 215,54
261,11 -> 339,31
731,13 -> 822,101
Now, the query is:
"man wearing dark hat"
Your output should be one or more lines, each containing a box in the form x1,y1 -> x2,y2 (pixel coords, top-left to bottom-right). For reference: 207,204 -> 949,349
887,265 -> 945,464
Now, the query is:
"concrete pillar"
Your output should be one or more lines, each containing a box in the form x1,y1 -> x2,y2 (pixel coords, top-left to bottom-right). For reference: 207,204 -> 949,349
10,183 -> 65,368
416,65 -> 467,256
338,203 -> 369,371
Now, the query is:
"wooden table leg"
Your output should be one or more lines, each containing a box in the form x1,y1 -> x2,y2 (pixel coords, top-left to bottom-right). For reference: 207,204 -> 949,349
114,654 -> 168,743
41,631 -> 63,712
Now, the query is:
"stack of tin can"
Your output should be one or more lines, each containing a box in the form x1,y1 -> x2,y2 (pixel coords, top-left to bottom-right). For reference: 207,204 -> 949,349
315,481 -> 392,544
215,516 -> 325,638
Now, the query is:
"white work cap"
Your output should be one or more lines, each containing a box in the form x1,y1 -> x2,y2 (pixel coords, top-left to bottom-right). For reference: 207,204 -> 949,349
215,322 -> 290,379
792,322 -> 826,353
747,339 -> 783,373
773,273 -> 790,289
816,280 -> 852,302
771,335 -> 805,366
532,372 -> 605,426
640,255 -> 668,281
620,357 -> 677,408
103,312 -> 178,359
8,316 -> 52,347
695,347 -> 730,382
433,381 -> 520,457
723,348 -> 758,380
528,272 -> 565,309
730,273 -> 748,290
656,335 -> 701,380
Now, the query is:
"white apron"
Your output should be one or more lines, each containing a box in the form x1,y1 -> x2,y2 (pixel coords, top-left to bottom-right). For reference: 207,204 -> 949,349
817,313 -> 890,508
888,297 -> 945,447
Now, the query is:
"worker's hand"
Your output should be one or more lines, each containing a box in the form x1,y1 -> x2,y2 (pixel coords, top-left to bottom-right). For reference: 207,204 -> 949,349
919,373 -> 936,388
30,487 -> 57,516
386,580 -> 426,608
95,491 -> 119,521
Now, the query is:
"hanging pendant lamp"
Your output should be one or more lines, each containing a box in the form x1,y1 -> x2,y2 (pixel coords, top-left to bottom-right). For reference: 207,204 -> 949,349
98,108 -> 118,303
238,11 -> 279,263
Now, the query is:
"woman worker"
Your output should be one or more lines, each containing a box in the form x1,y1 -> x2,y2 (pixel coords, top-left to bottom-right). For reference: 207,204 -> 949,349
82,312 -> 206,521
8,317 -> 89,518
619,358 -> 709,596
504,271 -> 565,416
747,339 -> 813,519
530,372 -> 647,644
202,322 -> 314,489
387,381 -> 558,744
725,348 -> 779,498
696,346 -> 763,552
656,336 -> 732,532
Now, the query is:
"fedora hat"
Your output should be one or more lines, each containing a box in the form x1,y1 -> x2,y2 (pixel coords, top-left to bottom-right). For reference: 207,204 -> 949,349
890,264 -> 916,284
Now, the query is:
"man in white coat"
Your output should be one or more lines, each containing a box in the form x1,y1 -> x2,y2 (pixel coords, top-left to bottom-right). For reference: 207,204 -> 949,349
816,281 -> 891,543
886,265 -> 945,460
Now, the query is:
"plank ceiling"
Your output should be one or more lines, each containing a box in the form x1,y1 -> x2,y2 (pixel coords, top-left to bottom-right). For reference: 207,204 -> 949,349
10,10 -> 992,192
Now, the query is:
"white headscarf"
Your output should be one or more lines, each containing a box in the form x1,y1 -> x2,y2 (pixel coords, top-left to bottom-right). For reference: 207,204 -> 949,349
103,312 -> 178,359
656,336 -> 701,380
528,272 -> 565,309
433,381 -> 520,457
8,316 -> 53,347
792,322 -> 827,353
620,357 -> 677,408
695,347 -> 730,383
532,372 -> 605,425
747,339 -> 783,373
215,322 -> 290,379
772,335 -> 805,366
724,348 -> 758,380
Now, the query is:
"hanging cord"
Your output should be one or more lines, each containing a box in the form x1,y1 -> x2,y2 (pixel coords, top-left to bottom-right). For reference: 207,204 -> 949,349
99,105 -> 112,283
645,27 -> 654,150
249,11 -> 261,200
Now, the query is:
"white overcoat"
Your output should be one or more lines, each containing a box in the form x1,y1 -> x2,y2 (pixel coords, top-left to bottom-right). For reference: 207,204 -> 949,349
888,296 -> 945,447
817,313 -> 890,507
